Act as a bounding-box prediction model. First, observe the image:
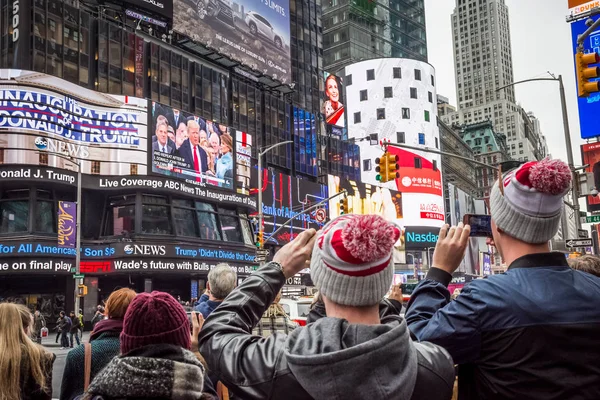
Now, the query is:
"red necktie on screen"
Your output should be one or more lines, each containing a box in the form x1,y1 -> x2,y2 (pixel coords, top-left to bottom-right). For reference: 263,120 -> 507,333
193,145 -> 201,182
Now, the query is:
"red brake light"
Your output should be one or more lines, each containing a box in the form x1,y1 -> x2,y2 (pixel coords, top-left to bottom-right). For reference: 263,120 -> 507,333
293,319 -> 307,326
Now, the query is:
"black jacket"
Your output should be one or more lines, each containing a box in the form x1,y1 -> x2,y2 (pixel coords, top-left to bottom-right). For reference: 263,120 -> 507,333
199,262 -> 455,400
406,252 -> 600,400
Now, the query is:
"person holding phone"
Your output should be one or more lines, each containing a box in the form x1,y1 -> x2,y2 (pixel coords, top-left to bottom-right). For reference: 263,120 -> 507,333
405,159 -> 600,400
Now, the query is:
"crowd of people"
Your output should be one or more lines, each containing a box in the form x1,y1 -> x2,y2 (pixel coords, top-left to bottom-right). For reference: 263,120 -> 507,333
1,158 -> 600,400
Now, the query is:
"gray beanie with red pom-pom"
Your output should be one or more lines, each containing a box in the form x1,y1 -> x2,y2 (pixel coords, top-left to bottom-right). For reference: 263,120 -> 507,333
490,158 -> 571,244
310,214 -> 400,306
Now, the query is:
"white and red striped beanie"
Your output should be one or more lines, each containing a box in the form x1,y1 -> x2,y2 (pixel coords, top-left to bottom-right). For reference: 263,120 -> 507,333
490,158 -> 571,244
310,214 -> 400,306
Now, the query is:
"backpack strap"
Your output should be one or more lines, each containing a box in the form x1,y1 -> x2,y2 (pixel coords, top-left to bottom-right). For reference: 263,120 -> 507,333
217,381 -> 230,400
84,342 -> 92,391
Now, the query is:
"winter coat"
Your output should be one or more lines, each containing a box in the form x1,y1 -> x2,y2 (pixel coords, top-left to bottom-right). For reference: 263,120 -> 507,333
91,312 -> 104,328
59,316 -> 72,332
252,304 -> 298,337
84,344 -> 217,400
33,313 -> 46,336
194,293 -> 222,319
199,262 -> 455,400
406,252 -> 600,400
70,316 -> 82,333
60,319 -> 123,400
20,349 -> 55,400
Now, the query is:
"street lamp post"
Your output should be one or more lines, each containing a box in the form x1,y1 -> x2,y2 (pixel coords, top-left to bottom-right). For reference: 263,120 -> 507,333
496,75 -> 582,231
257,141 -> 294,253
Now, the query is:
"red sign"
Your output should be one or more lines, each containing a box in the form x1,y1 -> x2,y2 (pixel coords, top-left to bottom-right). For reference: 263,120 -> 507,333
581,143 -> 600,212
397,167 -> 443,196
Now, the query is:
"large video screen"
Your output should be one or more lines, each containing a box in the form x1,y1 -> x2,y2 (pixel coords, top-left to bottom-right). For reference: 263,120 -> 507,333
173,0 -> 291,83
150,102 -> 235,190
322,73 -> 345,128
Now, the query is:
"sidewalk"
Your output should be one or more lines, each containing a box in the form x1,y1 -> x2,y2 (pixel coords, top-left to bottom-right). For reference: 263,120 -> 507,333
43,331 -> 91,348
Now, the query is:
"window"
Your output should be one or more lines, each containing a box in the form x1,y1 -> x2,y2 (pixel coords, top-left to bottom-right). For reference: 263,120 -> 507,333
219,208 -> 244,243
384,87 -> 393,98
431,75 -> 435,86
410,88 -> 418,99
173,199 -> 198,237
367,69 -> 375,81
91,161 -> 101,174
369,133 -> 379,145
433,160 -> 438,171
35,190 -> 54,233
39,153 -> 48,165
428,91 -> 433,103
397,132 -> 405,143
393,67 -> 402,79
104,195 -> 135,236
424,110 -> 430,122
353,112 -> 361,123
346,74 -> 352,86
415,69 -> 422,80
363,159 -> 372,171
377,108 -> 386,120
141,195 -> 172,235
130,164 -> 138,175
402,108 -> 410,119
196,202 -> 221,240
418,133 -> 425,145
360,90 -> 368,101
0,190 -> 29,233
415,158 -> 422,168
435,137 -> 439,149
0,149 -> 3,164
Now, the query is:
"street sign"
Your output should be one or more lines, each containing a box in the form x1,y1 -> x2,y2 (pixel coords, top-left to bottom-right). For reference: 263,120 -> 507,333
583,215 -> 600,224
578,229 -> 589,238
565,238 -> 593,249
73,274 -> 85,279
315,208 -> 327,223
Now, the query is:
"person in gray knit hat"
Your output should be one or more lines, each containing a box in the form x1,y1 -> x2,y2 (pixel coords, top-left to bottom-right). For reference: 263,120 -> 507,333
199,215 -> 456,400
406,158 -> 600,400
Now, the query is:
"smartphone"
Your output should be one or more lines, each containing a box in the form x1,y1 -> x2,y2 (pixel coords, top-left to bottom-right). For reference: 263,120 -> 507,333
463,214 -> 492,237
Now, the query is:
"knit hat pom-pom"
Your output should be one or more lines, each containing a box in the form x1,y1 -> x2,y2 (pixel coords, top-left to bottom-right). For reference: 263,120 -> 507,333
529,158 -> 571,195
341,215 -> 396,262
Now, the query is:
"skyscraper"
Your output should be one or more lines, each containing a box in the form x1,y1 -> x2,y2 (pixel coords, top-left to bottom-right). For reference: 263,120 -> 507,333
441,0 -> 543,163
321,0 -> 428,73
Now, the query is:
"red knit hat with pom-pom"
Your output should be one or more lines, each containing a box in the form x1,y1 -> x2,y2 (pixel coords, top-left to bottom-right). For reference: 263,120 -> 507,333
490,158 -> 571,244
310,214 -> 401,306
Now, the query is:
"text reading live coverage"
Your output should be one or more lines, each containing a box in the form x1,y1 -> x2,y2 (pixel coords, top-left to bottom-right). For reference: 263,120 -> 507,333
150,102 -> 235,190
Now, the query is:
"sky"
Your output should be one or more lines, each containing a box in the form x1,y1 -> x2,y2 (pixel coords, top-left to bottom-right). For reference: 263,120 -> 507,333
424,0 -> 584,165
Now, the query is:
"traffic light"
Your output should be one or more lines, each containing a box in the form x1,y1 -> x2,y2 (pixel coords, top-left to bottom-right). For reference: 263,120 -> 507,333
77,284 -> 88,297
575,51 -> 600,97
383,154 -> 399,182
255,231 -> 264,248
339,196 -> 348,215
375,153 -> 388,182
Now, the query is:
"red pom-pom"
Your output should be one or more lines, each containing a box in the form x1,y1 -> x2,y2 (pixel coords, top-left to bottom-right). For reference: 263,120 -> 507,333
341,215 -> 396,262
528,158 -> 571,195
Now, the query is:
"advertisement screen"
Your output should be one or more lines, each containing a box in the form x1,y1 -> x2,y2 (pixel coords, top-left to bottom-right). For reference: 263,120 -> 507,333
568,0 -> 600,17
401,193 -> 445,228
236,131 -> 253,195
322,73 -> 345,128
0,70 -> 148,175
261,170 -> 328,244
150,102 -> 235,190
571,19 -> 600,139
173,0 -> 291,83
581,143 -> 600,212
126,0 -> 174,19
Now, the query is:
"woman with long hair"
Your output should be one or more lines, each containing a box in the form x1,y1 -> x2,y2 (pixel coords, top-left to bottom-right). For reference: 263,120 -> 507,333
0,303 -> 55,400
60,288 -> 136,400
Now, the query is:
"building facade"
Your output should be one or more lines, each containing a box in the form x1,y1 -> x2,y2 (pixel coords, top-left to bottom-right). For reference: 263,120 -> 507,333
441,0 -> 543,163
439,120 -> 477,198
0,0 -> 332,323
322,0 -> 427,73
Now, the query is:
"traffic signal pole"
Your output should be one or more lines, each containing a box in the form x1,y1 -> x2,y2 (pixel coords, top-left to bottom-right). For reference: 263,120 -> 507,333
382,142 -> 497,169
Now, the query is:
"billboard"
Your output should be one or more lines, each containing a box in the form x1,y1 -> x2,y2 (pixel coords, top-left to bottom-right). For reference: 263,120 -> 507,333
236,131 -> 253,195
581,143 -> 600,212
126,0 -> 174,19
261,170 -> 328,244
568,0 -> 600,18
571,19 -> 600,139
322,73 -> 345,128
0,70 -> 148,175
173,0 -> 291,83
401,193 -> 445,227
150,101 -> 235,190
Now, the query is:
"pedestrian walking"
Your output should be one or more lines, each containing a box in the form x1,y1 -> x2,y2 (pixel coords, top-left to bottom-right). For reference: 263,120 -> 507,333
194,264 -> 237,318
199,216 -> 455,400
58,311 -> 72,350
78,309 -> 84,335
69,311 -> 81,348
60,288 -> 137,400
55,316 -> 62,344
0,303 -> 55,400
83,291 -> 217,399
90,305 -> 104,329
252,290 -> 298,338
406,158 -> 600,400
32,310 -> 46,345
